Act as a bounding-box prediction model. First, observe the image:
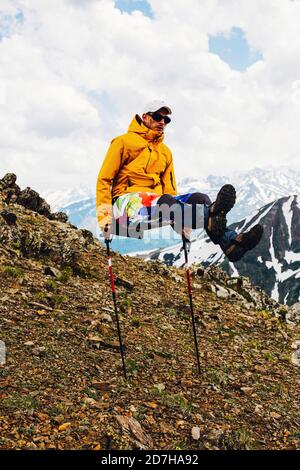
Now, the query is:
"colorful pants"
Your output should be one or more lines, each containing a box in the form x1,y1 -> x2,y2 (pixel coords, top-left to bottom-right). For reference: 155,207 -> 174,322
112,191 -> 237,251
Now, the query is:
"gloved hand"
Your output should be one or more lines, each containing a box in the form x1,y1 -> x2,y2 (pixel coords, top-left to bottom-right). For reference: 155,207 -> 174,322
102,224 -> 112,240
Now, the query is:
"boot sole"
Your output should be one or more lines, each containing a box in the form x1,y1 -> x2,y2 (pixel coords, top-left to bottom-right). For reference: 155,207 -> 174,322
226,224 -> 264,262
207,184 -> 236,242
212,184 -> 236,215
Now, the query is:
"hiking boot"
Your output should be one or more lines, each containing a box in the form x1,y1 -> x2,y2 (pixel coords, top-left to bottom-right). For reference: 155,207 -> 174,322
225,224 -> 264,262
206,184 -> 236,242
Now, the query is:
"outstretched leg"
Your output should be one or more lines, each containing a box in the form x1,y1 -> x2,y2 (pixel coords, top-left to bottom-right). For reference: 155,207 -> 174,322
202,185 -> 263,261
157,192 -> 213,235
222,225 -> 264,261
112,190 -> 264,261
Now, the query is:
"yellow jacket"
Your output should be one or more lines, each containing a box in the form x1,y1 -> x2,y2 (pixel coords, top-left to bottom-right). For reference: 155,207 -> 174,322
96,115 -> 177,227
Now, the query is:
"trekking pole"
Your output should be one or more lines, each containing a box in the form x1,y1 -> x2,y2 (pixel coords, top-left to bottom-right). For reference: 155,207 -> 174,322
104,238 -> 127,380
182,237 -> 201,375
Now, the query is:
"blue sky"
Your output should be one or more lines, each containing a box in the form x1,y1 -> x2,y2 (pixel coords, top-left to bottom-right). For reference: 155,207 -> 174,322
114,2 -> 261,71
1,4 -> 261,72
0,10 -> 24,41
209,27 -> 263,71
115,0 -> 153,18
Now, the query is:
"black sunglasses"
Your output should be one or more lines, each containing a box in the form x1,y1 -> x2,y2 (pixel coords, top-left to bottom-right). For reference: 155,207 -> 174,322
147,112 -> 171,124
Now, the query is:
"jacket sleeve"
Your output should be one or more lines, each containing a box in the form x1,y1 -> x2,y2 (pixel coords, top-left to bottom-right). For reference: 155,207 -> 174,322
96,136 -> 124,228
161,152 -> 177,196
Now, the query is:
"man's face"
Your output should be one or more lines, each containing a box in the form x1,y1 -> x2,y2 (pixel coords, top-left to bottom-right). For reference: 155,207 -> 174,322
142,109 -> 170,133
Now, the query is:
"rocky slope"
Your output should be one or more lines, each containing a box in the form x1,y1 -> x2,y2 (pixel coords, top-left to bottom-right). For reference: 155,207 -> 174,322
139,195 -> 300,307
1,173 -> 300,450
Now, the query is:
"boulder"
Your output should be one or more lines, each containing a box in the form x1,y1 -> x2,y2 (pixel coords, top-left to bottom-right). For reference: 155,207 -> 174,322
215,284 -> 229,299
17,187 -> 51,217
0,210 -> 17,226
50,212 -> 69,223
286,302 -> 300,324
44,266 -> 62,278
0,173 -> 17,188
0,173 -> 21,203
79,229 -> 94,244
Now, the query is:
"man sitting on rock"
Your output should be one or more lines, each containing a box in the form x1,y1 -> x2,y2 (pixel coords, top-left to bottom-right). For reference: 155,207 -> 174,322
96,100 -> 263,261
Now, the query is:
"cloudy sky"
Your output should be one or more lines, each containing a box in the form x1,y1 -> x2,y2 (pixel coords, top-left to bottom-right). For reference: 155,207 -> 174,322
1,0 -> 300,195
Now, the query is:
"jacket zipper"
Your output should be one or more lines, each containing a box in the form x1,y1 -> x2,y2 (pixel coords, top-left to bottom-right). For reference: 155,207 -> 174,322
145,147 -> 152,172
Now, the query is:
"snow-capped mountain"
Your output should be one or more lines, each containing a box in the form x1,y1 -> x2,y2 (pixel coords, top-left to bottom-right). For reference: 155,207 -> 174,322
179,167 -> 300,222
136,195 -> 300,306
58,197 -> 97,234
42,185 -> 94,212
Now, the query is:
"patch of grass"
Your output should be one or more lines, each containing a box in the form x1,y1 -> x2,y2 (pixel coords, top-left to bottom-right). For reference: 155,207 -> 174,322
59,267 -> 73,283
142,351 -> 154,361
154,350 -> 172,359
56,313 -> 70,322
263,352 -> 274,362
48,294 -> 67,308
132,406 -> 146,422
118,294 -> 132,313
223,412 -> 236,423
165,307 -> 179,316
226,329 -> 237,339
19,424 -> 35,437
2,393 -> 40,411
127,359 -> 140,374
171,439 -> 189,450
1,265 -> 23,278
221,428 -> 254,450
46,279 -> 58,292
250,339 -> 259,349
256,309 -> 271,319
72,264 -> 98,279
0,369 -> 9,378
154,390 -> 193,417
207,367 -> 229,388
265,382 -> 288,398
131,317 -> 140,328
10,240 -> 21,250
83,388 -> 98,399
46,406 -> 62,417
26,218 -> 40,226
34,291 -> 48,302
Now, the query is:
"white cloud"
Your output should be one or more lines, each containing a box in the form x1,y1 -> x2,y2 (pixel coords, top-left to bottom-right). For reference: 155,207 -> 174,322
0,0 -> 300,194
0,80 -> 6,104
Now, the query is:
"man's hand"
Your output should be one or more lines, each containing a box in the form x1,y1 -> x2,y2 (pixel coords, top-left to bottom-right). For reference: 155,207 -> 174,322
102,224 -> 112,240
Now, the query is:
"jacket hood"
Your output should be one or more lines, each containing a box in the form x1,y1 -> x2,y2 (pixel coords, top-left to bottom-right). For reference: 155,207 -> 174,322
128,115 -> 164,143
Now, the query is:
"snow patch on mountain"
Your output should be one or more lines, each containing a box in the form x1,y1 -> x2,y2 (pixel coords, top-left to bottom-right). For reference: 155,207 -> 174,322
282,197 -> 294,247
